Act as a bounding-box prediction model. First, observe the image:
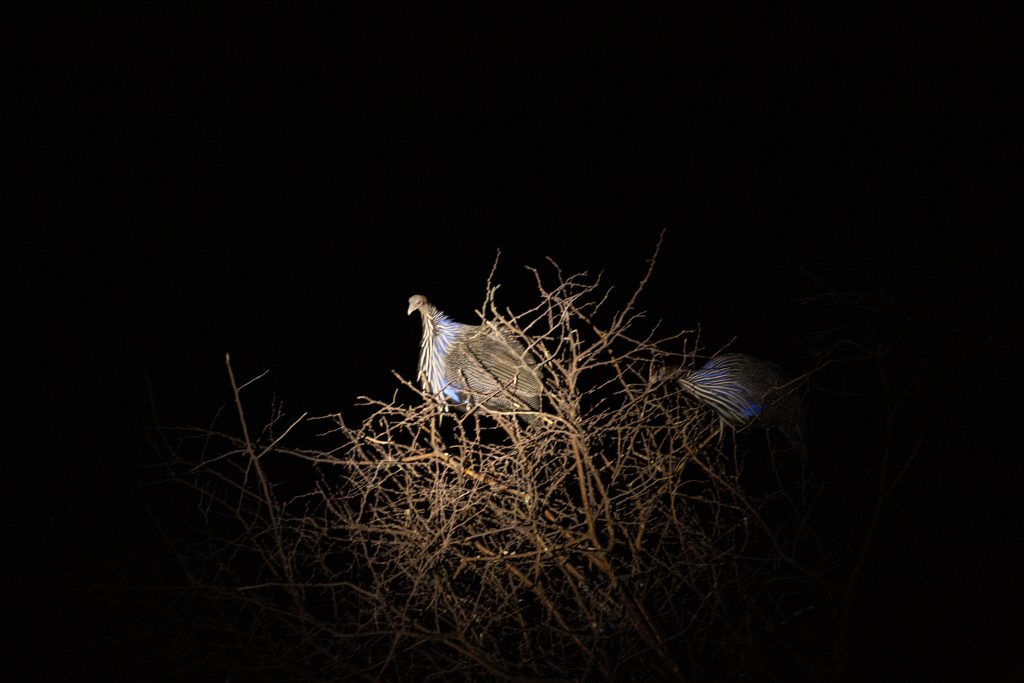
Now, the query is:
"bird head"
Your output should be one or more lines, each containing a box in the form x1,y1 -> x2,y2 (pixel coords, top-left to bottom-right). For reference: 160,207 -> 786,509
408,294 -> 428,315
653,363 -> 683,383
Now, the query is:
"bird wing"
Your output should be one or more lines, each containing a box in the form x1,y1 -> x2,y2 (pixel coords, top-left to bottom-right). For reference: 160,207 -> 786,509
447,327 -> 542,408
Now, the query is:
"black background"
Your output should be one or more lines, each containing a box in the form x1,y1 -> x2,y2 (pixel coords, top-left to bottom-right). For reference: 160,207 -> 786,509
10,4 -> 1019,681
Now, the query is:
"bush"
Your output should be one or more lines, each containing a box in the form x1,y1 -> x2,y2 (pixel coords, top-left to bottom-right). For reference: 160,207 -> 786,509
150,252 -> 841,682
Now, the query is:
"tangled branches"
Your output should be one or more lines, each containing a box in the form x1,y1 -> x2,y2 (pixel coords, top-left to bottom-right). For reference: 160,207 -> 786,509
151,253 -> 827,682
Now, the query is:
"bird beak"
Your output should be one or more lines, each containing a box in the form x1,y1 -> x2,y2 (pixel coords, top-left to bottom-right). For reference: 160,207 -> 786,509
407,303 -> 415,315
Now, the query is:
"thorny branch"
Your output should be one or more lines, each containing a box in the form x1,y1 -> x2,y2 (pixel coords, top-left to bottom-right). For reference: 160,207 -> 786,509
149,243 -> 882,682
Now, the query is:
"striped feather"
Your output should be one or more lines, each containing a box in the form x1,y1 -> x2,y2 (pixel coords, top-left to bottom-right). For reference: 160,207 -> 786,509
409,294 -> 542,423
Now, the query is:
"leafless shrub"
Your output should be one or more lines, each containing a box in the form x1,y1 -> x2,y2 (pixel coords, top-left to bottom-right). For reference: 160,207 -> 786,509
150,246 -> 834,682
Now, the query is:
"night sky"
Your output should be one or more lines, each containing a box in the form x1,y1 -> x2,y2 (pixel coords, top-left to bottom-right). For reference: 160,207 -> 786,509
12,5 -> 1018,681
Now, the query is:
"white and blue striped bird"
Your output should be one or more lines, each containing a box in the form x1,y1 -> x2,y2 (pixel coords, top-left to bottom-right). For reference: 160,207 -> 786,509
669,353 -> 807,460
408,294 -> 543,425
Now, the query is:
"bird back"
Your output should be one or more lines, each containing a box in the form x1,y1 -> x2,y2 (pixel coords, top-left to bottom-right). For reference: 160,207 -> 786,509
446,327 -> 542,412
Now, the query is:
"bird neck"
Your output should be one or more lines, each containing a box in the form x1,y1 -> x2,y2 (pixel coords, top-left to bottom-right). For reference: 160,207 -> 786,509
423,309 -> 461,349
419,308 -> 464,397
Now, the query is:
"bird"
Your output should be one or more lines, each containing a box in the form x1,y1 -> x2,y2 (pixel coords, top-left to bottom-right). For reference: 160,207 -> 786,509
663,353 -> 808,460
407,294 -> 544,425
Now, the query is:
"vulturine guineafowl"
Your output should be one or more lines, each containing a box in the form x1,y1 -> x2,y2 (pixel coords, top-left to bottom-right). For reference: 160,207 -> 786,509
663,352 -> 808,460
408,294 -> 543,425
